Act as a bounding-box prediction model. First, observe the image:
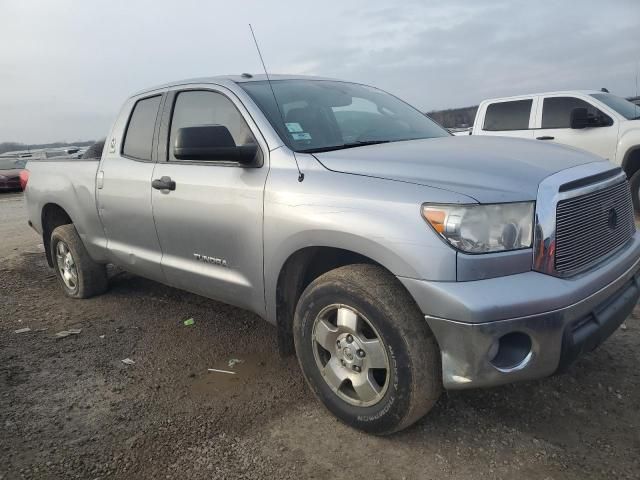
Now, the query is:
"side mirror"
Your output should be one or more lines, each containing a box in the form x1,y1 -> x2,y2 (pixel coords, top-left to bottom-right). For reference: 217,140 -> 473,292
174,125 -> 259,164
570,108 -> 611,129
570,107 -> 589,129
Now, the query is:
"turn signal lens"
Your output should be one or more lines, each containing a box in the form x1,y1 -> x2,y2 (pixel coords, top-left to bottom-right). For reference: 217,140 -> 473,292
423,208 -> 446,233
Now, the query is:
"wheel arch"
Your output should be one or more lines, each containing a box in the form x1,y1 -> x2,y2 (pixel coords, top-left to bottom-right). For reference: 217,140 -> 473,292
41,203 -> 74,267
621,146 -> 640,179
274,246 -> 420,356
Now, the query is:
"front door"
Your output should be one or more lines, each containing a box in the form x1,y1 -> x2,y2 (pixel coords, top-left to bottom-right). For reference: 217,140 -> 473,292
535,95 -> 619,161
97,92 -> 166,282
151,87 -> 268,315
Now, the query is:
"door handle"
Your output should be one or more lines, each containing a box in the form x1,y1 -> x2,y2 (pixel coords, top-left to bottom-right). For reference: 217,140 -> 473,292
152,176 -> 176,191
536,136 -> 555,140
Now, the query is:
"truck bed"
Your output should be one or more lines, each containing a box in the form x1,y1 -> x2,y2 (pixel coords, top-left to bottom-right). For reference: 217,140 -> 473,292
24,159 -> 108,263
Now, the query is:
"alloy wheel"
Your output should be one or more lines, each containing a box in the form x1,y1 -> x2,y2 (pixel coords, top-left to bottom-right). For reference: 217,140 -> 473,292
55,241 -> 78,291
311,304 -> 390,407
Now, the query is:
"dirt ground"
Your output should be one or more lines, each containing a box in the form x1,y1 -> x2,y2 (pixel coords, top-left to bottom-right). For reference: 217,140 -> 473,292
1,191 -> 639,480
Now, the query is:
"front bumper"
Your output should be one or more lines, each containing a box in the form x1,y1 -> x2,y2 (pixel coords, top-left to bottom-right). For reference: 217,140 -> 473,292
399,234 -> 640,390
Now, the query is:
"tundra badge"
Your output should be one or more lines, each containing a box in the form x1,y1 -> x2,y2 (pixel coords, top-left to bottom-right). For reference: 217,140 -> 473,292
193,253 -> 228,267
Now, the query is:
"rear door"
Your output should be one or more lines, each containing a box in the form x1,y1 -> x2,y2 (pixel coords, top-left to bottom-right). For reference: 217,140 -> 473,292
97,92 -> 166,282
150,86 -> 269,314
479,98 -> 537,139
534,95 -> 619,161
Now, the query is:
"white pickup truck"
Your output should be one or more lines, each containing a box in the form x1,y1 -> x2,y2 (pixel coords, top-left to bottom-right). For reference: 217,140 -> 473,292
471,91 -> 640,208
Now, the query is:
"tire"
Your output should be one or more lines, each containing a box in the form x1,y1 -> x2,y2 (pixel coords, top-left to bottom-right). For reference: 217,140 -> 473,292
50,224 -> 108,299
293,264 -> 442,435
630,170 -> 640,214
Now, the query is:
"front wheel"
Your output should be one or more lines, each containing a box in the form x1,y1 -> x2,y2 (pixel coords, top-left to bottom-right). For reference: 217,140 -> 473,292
293,264 -> 442,435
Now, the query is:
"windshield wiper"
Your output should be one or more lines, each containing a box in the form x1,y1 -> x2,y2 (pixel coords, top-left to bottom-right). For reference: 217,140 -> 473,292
300,140 -> 390,154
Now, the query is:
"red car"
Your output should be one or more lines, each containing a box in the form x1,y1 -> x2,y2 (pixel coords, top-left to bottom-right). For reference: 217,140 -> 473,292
0,158 -> 27,192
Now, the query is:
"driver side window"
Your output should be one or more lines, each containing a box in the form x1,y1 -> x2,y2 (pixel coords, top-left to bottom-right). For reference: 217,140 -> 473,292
168,90 -> 256,162
541,97 -> 611,129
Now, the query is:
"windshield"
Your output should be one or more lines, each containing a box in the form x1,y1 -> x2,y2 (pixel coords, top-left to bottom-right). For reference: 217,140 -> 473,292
0,158 -> 26,170
240,80 -> 449,153
590,93 -> 640,120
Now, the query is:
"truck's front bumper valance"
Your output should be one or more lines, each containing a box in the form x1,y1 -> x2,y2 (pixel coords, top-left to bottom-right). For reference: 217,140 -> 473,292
399,233 -> 640,390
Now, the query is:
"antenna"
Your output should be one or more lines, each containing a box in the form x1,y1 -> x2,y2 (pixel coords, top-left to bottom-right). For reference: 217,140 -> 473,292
249,24 -> 304,182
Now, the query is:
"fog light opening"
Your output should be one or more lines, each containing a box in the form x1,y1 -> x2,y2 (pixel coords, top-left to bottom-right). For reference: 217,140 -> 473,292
490,332 -> 533,372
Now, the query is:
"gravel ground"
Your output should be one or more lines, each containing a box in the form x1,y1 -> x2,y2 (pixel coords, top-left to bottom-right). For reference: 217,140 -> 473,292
1,191 -> 639,479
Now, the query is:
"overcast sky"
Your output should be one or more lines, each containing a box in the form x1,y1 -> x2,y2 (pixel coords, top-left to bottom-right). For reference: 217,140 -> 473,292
1,0 -> 638,144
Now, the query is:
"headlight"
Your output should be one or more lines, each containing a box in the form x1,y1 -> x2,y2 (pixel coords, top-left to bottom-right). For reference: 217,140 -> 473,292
421,202 -> 534,253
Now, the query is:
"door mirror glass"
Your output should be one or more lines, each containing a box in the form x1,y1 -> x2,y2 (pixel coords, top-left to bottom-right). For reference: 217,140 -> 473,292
570,107 -> 590,129
174,125 -> 258,164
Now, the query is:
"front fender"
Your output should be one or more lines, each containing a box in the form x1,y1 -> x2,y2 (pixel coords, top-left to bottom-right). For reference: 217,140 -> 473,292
618,126 -> 640,168
263,153 -> 472,324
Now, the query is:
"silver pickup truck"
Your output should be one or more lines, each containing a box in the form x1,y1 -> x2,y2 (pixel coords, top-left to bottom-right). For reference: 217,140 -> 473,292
24,75 -> 640,434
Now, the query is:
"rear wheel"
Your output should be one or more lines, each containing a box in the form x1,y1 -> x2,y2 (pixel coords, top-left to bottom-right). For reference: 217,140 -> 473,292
293,264 -> 442,435
50,224 -> 108,298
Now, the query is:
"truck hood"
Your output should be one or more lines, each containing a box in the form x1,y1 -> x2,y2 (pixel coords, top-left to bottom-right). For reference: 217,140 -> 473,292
313,136 -> 605,203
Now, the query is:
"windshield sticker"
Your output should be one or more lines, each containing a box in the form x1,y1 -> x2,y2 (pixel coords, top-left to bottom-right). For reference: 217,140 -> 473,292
285,122 -> 303,133
291,132 -> 312,140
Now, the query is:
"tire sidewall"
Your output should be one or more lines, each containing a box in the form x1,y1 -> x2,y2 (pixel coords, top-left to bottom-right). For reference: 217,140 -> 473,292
295,281 -> 415,434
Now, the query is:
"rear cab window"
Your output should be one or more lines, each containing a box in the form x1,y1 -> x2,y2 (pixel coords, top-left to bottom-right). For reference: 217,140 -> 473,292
483,99 -> 533,131
122,95 -> 162,161
541,97 -> 612,128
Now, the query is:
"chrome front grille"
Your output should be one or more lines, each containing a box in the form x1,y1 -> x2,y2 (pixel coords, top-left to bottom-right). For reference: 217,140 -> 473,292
554,180 -> 635,275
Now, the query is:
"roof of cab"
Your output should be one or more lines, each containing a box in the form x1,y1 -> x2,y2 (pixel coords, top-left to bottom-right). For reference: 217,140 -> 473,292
131,74 -> 338,97
481,90 -> 605,104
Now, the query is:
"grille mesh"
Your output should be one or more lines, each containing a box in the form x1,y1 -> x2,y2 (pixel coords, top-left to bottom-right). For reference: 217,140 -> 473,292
555,180 -> 635,275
